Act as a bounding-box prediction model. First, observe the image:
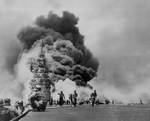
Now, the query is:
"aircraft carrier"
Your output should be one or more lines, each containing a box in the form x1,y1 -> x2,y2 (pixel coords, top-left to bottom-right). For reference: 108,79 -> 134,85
20,41 -> 150,121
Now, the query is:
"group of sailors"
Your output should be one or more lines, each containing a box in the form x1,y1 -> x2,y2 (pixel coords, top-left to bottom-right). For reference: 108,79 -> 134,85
0,98 -> 32,121
52,90 -> 98,107
0,89 -> 100,121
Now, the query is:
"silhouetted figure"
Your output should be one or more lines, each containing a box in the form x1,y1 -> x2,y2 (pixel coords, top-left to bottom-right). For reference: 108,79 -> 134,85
140,99 -> 143,104
15,101 -> 25,114
69,94 -> 73,106
72,90 -> 78,107
112,100 -> 115,104
90,90 -> 97,107
58,91 -> 65,106
49,97 -> 53,105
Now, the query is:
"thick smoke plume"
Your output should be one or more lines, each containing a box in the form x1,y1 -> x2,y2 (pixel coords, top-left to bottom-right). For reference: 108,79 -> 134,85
1,0 -> 150,104
17,11 -> 99,88
52,78 -> 93,100
18,11 -> 99,71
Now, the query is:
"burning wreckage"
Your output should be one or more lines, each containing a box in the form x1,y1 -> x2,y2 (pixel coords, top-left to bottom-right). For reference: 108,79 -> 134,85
0,11 -> 100,116
28,41 -> 51,111
27,40 -> 100,111
18,11 -> 99,111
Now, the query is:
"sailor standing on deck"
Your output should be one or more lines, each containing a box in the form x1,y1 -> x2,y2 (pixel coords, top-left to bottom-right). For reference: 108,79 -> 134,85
90,90 -> 97,107
58,91 -> 65,106
69,94 -> 73,106
72,90 -> 78,107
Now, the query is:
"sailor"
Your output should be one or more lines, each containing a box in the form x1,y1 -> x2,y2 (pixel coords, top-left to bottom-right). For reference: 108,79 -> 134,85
140,99 -> 143,104
72,90 -> 78,107
90,90 -> 97,107
58,91 -> 65,106
49,97 -> 53,105
69,94 -> 73,106
14,100 -> 25,115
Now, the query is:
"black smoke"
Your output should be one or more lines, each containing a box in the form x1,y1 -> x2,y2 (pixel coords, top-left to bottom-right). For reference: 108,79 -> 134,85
17,11 -> 99,87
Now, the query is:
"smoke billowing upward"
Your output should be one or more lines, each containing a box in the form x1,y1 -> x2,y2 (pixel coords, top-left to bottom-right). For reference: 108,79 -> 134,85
4,42 -> 21,73
17,11 -> 99,87
18,11 -> 99,71
0,0 -> 150,104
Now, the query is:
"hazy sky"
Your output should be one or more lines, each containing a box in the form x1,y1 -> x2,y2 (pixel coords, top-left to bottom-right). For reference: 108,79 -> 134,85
0,0 -> 150,102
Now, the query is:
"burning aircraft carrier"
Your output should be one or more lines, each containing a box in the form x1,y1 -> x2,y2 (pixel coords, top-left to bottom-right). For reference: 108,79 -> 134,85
16,11 -> 100,111
1,10 -> 150,121
0,11 -> 101,121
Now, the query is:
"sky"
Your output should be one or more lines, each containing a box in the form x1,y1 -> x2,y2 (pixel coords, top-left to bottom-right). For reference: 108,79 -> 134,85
0,0 -> 150,103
